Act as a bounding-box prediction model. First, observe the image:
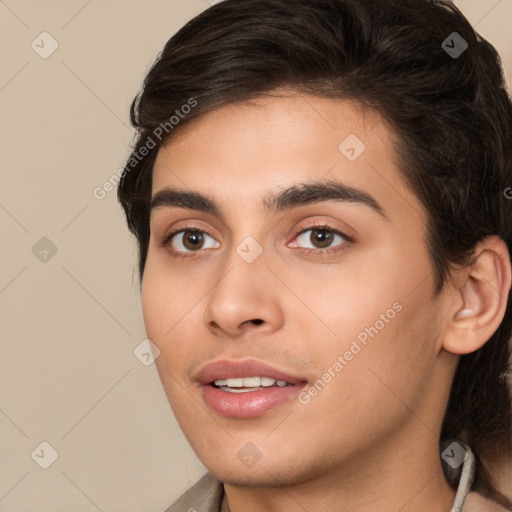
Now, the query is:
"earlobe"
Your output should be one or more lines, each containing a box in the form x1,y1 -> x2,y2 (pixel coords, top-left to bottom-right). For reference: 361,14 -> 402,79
442,236 -> 511,356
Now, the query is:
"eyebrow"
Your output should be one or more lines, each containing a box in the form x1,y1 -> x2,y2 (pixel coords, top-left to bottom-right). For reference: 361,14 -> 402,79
150,180 -> 388,220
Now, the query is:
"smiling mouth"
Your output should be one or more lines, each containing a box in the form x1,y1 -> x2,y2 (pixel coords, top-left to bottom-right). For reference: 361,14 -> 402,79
196,359 -> 308,418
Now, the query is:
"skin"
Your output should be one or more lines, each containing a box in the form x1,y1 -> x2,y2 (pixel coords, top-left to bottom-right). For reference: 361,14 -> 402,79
141,91 -> 511,512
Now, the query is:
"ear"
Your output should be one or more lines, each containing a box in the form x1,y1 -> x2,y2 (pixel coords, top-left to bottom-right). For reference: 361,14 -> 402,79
442,236 -> 511,355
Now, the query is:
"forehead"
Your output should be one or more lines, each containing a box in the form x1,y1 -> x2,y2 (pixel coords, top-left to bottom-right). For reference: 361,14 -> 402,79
151,93 -> 425,227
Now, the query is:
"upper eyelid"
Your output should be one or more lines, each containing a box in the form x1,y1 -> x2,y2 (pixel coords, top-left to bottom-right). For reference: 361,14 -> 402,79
165,223 -> 346,238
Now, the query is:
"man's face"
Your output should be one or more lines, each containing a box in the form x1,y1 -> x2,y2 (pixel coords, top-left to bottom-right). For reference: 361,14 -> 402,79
142,92 -> 452,486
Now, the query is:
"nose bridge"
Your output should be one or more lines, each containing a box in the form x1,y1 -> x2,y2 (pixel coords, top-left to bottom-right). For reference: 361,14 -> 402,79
210,234 -> 268,309
203,233 -> 283,335
217,208 -> 269,280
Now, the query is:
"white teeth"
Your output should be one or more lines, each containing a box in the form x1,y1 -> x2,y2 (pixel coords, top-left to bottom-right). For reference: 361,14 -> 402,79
226,378 -> 244,387
243,377 -> 261,387
213,376 -> 291,388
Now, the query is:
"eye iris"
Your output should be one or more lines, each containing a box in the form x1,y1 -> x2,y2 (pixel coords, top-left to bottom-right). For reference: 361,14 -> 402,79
183,230 -> 203,250
311,228 -> 333,248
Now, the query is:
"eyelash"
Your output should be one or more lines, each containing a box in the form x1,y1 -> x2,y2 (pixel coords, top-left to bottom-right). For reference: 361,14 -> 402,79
159,223 -> 353,259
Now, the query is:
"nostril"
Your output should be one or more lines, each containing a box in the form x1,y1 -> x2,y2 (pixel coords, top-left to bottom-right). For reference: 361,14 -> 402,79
251,319 -> 264,325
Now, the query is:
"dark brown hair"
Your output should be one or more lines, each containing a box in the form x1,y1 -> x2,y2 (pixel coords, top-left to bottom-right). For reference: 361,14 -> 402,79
117,0 -> 512,505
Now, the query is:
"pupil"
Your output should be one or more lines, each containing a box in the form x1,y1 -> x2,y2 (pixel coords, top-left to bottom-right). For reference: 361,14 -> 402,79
312,229 -> 333,248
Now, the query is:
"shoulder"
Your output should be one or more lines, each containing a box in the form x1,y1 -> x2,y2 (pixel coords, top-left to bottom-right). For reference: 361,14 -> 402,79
462,492 -> 511,512
163,473 -> 224,512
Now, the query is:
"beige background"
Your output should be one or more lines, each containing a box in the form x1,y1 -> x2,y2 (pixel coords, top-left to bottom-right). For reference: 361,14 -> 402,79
1,1 -> 511,511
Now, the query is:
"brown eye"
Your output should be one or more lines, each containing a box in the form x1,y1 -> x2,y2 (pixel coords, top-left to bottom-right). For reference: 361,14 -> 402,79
294,226 -> 347,251
167,229 -> 220,254
181,230 -> 204,251
310,228 -> 335,249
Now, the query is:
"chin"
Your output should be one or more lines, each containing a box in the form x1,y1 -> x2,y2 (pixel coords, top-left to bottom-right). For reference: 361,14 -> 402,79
199,448 -> 332,489
208,465 -> 307,488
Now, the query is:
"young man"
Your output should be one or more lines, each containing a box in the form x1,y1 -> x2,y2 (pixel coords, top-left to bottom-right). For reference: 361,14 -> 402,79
117,0 -> 512,510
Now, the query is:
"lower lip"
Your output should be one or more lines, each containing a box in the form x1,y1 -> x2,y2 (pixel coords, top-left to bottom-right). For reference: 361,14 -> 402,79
201,384 -> 306,418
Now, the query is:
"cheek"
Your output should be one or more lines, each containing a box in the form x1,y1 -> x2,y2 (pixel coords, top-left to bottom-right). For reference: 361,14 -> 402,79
141,256 -> 210,384
289,246 -> 438,407
141,272 -> 169,343
141,268 -> 197,417
141,262 -> 188,381
291,302 -> 439,451
284,245 -> 405,346
141,253 -> 196,345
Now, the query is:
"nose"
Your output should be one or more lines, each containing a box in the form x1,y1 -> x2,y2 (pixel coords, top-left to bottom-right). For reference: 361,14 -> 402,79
203,247 -> 285,339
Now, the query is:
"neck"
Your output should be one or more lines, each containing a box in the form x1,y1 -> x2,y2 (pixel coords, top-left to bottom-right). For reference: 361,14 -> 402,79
221,428 -> 456,512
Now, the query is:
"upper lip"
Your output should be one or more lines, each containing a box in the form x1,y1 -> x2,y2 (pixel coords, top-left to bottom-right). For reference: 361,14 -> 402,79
195,359 -> 308,385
